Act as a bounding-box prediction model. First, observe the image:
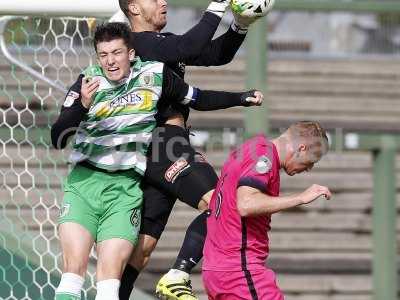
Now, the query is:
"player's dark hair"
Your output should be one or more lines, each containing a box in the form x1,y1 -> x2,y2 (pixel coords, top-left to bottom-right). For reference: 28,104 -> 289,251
93,22 -> 131,51
119,0 -> 133,19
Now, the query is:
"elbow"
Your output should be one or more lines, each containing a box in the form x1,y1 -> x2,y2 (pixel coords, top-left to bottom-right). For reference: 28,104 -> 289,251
237,204 -> 250,217
213,53 -> 235,66
189,103 -> 207,111
218,56 -> 234,66
50,133 -> 61,149
50,126 -> 58,149
237,197 -> 252,217
206,57 -> 232,67
50,126 -> 65,149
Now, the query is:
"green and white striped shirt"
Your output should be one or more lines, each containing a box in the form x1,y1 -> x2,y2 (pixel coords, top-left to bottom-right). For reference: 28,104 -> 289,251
53,58 -> 245,173
69,58 -> 164,174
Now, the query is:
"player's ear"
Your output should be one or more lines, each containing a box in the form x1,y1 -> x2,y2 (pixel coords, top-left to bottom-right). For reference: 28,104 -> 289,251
128,49 -> 135,61
128,1 -> 140,16
297,143 -> 307,154
296,144 -> 308,158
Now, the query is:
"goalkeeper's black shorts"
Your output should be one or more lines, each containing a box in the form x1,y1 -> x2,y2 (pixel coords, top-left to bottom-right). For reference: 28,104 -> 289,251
140,124 -> 218,239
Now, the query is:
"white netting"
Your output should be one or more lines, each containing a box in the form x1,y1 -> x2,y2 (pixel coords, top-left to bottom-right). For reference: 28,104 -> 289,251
0,16 -> 98,299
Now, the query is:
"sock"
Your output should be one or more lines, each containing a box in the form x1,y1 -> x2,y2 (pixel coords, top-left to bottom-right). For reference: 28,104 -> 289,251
171,210 -> 210,274
55,273 -> 84,300
95,279 -> 120,300
119,265 -> 139,300
55,295 -> 81,300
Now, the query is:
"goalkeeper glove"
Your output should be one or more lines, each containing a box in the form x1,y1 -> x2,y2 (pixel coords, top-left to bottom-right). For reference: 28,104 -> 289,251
240,90 -> 263,106
231,12 -> 260,34
207,0 -> 230,18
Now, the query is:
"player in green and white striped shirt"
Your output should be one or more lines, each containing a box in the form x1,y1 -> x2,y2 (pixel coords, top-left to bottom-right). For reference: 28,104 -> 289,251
51,22 -> 263,300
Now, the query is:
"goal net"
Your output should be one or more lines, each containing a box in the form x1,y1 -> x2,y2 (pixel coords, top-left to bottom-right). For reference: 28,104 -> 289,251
0,14 -> 96,300
0,2 -> 150,299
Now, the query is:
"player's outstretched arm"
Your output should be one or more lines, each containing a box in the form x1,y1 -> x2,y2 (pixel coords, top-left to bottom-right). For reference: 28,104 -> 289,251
189,0 -> 275,66
236,184 -> 331,217
133,1 -> 230,64
189,24 -> 247,66
189,89 -> 263,110
190,8 -> 271,67
50,75 -> 98,149
160,65 -> 263,110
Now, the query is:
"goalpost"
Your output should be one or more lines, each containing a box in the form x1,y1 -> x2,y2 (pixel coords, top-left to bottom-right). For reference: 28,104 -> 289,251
0,1 -> 118,17
0,2 -> 153,299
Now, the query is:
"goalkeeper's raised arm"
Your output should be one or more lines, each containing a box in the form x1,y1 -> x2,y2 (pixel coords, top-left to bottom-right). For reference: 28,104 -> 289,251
117,0 -> 258,67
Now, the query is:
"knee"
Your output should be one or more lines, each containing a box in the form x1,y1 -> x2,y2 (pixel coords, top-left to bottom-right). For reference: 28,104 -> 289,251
133,245 -> 153,270
62,253 -> 89,277
134,254 -> 150,271
142,242 -> 155,260
97,260 -> 118,280
130,238 -> 157,271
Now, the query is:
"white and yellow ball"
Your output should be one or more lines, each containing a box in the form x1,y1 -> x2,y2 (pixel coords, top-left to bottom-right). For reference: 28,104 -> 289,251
230,0 -> 275,18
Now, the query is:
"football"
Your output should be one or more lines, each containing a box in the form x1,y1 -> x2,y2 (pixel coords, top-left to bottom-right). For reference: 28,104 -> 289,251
230,0 -> 275,18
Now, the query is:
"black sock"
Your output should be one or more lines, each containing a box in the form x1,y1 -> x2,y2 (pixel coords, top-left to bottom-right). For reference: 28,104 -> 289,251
172,210 -> 210,274
119,264 -> 139,300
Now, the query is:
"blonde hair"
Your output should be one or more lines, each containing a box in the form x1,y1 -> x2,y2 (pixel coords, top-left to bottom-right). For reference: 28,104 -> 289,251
288,121 -> 329,156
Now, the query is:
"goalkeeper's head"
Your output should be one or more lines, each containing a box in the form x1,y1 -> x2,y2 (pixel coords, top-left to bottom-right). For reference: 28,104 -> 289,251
119,0 -> 168,32
93,22 -> 135,82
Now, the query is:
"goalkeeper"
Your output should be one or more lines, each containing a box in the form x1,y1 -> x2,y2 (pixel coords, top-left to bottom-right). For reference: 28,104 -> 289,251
111,0 -> 261,299
51,22 -> 262,300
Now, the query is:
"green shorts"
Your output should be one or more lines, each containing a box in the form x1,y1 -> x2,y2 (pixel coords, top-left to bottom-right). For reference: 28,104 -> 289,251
59,164 -> 143,245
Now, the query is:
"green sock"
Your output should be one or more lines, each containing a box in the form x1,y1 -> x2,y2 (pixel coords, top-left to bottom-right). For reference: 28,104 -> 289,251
55,292 -> 81,300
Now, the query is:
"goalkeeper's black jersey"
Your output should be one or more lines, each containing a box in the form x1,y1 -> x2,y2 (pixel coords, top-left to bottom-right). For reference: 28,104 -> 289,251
129,11 -> 246,125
